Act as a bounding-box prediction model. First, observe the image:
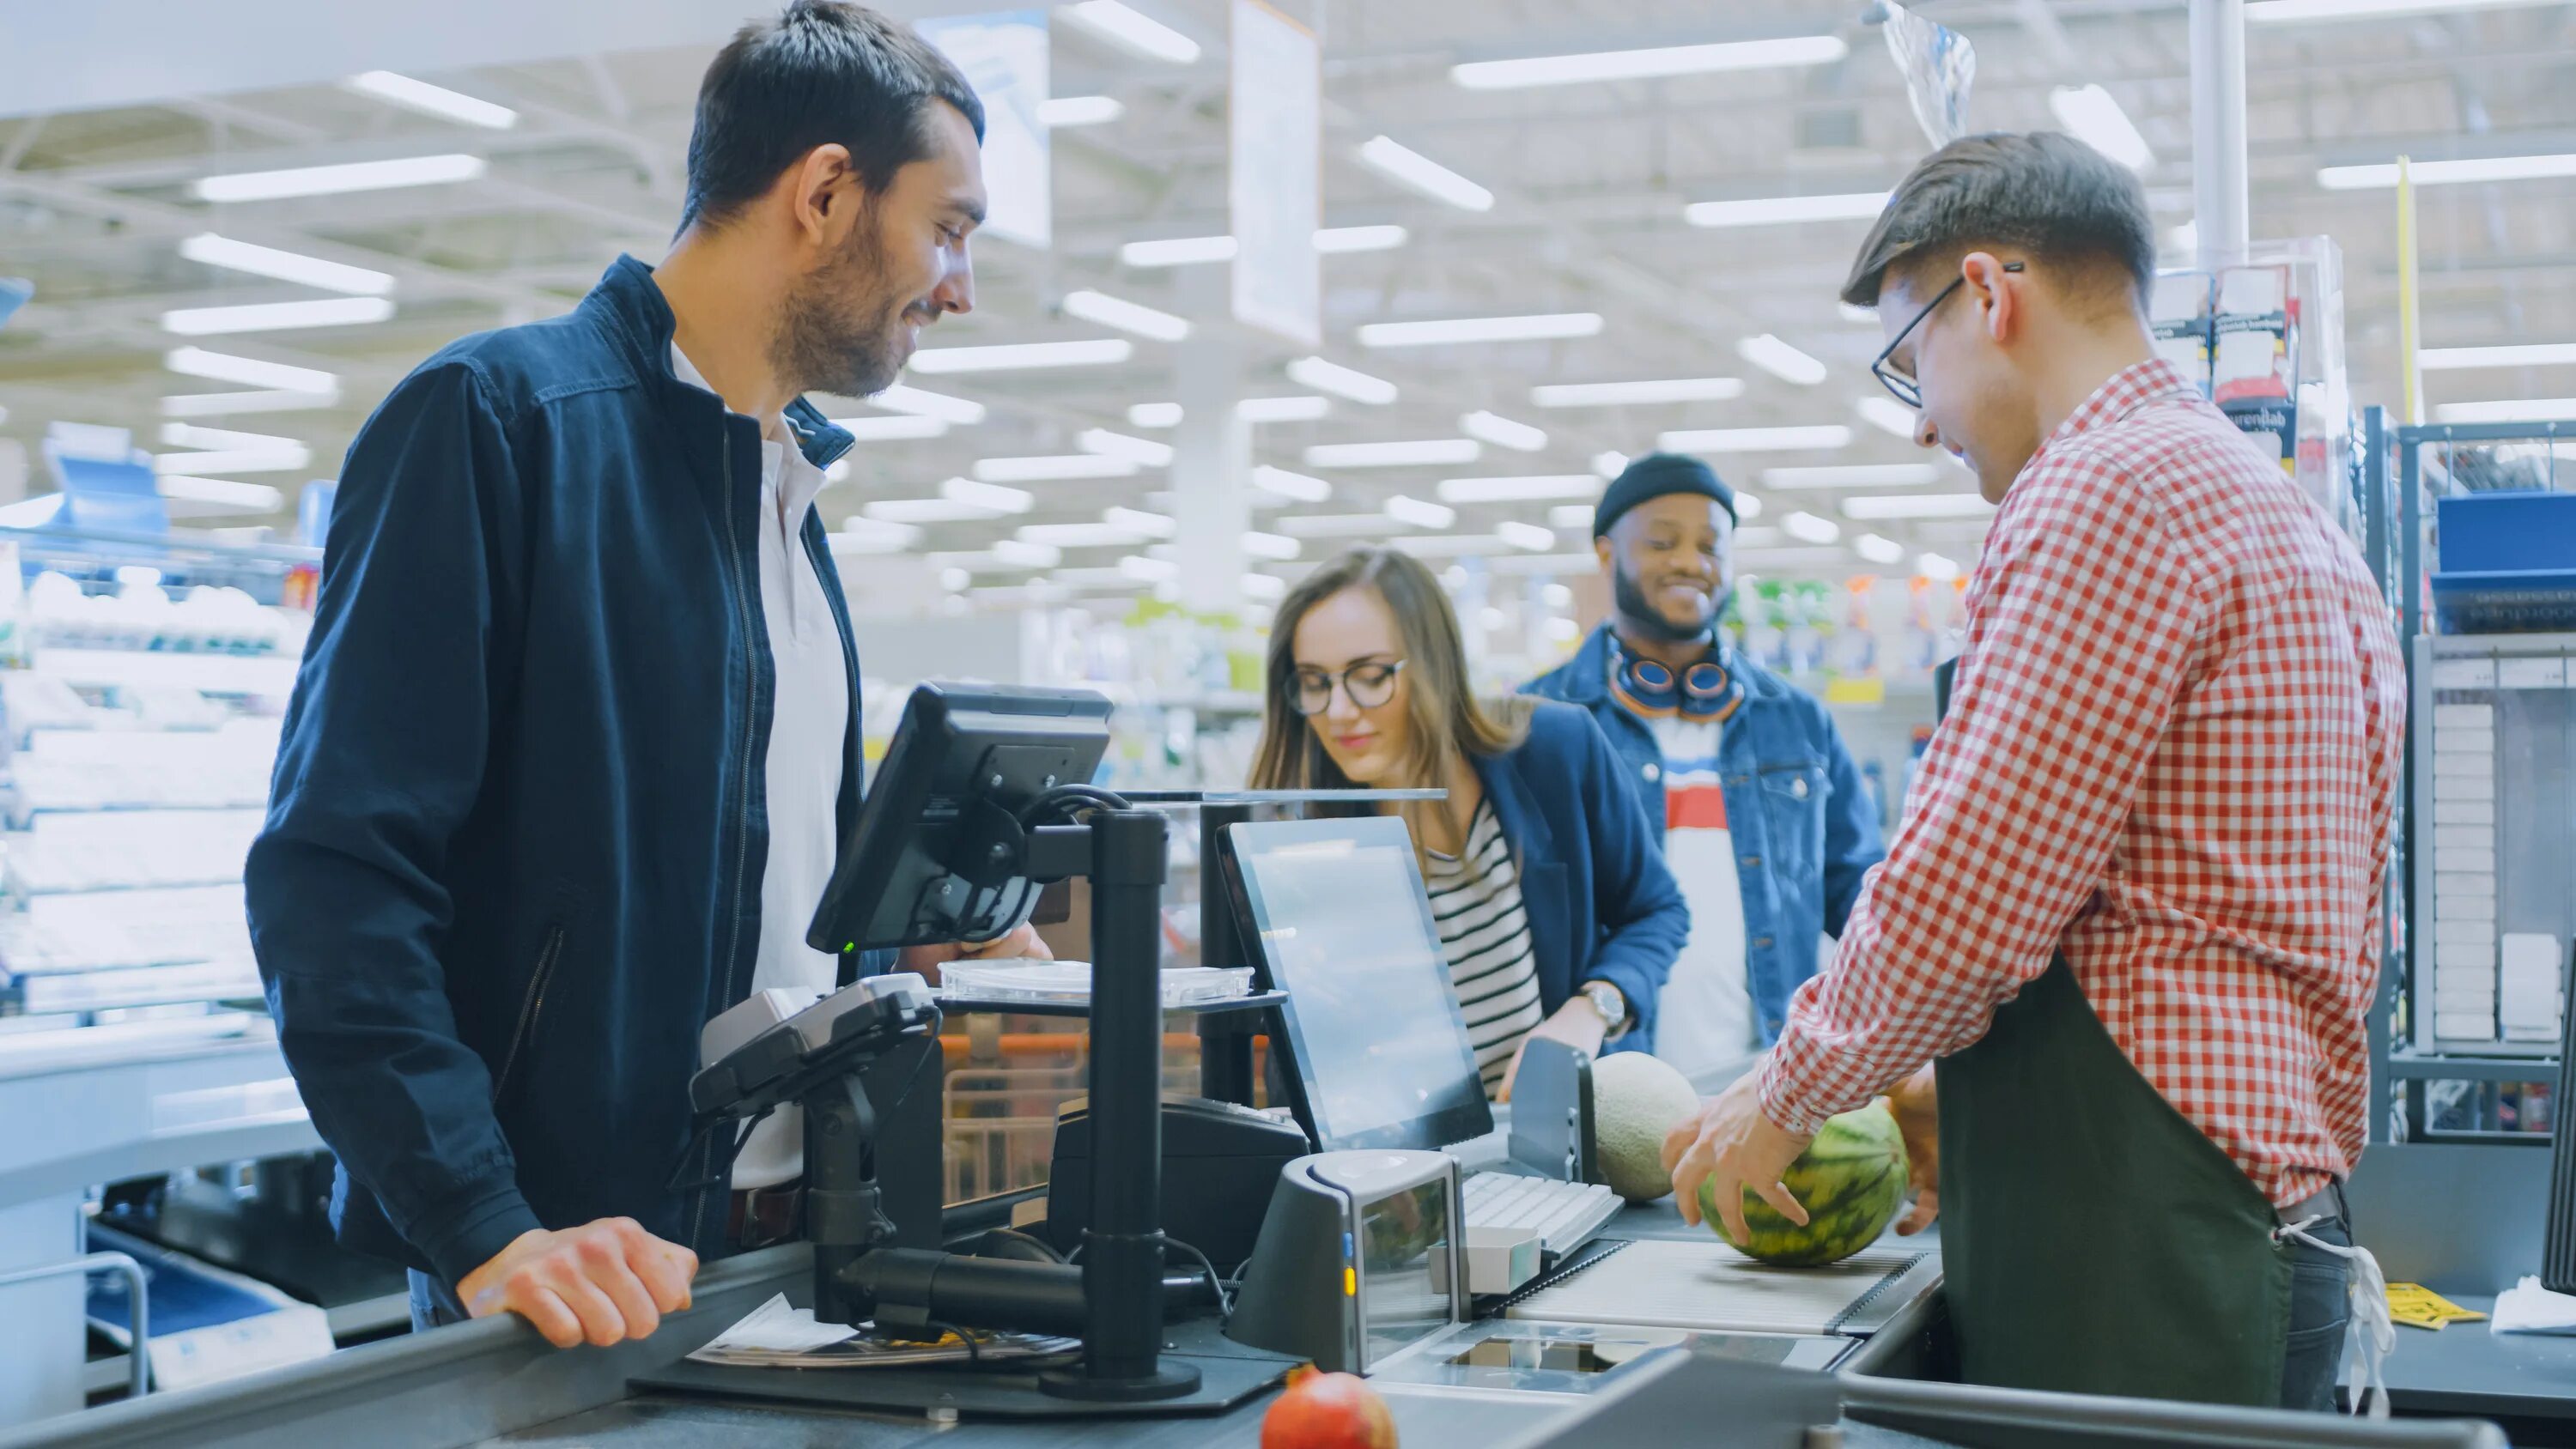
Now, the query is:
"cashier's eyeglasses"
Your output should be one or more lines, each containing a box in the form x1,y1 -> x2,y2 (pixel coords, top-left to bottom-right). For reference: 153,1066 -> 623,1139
1291,658 -> 1406,716
1871,260 -> 2025,409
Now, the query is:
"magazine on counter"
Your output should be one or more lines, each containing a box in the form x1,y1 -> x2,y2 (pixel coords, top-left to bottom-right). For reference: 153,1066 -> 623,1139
686,1293 -> 1081,1369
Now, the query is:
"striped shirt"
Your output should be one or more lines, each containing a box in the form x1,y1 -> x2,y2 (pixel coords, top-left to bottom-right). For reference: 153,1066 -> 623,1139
1425,800 -> 1546,1095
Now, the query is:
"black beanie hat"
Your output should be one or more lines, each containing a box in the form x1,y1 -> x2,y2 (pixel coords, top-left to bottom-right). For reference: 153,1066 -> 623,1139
1591,452 -> 1736,537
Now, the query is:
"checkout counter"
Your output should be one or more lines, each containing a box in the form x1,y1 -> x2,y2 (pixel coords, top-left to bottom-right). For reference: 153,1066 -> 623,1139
0,683 -> 2554,1447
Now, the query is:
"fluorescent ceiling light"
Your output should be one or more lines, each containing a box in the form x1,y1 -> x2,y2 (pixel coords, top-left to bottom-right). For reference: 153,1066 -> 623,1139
909,339 -> 1133,373
1358,136 -> 1495,213
1530,377 -> 1745,408
1384,495 -> 1457,530
1684,192 -> 1889,228
1782,510 -> 1842,544
1735,493 -> 1765,519
156,476 -> 284,511
153,445 -> 311,475
161,296 -> 393,336
1128,402 -> 1184,429
1120,234 -> 1237,267
1062,288 -> 1188,342
1305,439 -> 1483,469
828,414 -> 949,441
1287,356 -> 1399,405
2320,153 -> 2576,190
1244,573 -> 1287,602
1240,395 -> 1333,423
2249,0 -> 2560,21
1078,428 -> 1176,466
1242,530 -> 1300,561
872,384 -> 985,424
1852,533 -> 1906,566
1104,506 -> 1177,538
1547,504 -> 1594,530
992,539 -> 1062,569
1252,465 -> 1333,503
1842,493 -> 1995,519
1460,410 -> 1546,452
1855,396 -> 1918,438
1281,513 -> 1408,537
163,347 -> 337,392
1060,2 -> 1201,64
192,153 -> 485,202
1394,535 -> 1528,560
1761,464 -> 1941,489
941,476 -> 1036,514
865,497 -> 993,524
1359,312 -> 1601,348
1736,334 -> 1829,386
179,233 -> 393,295
1120,555 -> 1180,583
831,520 -> 923,554
343,70 -> 518,129
1838,302 -> 1878,324
2049,85 -> 2154,172
1452,35 -> 1847,89
974,454 -> 1139,482
1592,451 -> 1628,479
159,421 -> 295,451
1036,94 -> 1124,127
1659,424 -> 1854,454
1495,520 -> 1556,551
1315,225 -> 1409,254
2419,343 -> 2576,370
2435,397 -> 2576,423
1917,552 -> 1963,581
1020,522 -> 1146,548
161,387 -> 339,417
1437,475 -> 1600,503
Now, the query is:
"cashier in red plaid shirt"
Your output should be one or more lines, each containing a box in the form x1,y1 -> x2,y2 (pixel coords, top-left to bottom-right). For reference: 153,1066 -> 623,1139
1662,133 -> 2406,1413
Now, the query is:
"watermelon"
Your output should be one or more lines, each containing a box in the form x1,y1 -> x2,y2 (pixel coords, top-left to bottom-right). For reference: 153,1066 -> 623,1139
1696,1103 -> 1908,1267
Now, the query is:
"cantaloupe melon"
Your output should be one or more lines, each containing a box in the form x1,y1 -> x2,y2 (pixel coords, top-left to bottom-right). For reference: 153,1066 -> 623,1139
1588,1052 -> 1703,1203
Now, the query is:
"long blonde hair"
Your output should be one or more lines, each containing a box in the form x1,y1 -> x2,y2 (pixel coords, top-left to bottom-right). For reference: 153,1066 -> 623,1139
1249,547 -> 1532,857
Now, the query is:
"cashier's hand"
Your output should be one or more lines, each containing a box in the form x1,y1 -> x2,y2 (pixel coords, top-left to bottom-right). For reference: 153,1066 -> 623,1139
897,922 -> 1053,983
458,1218 -> 698,1349
1885,1064 -> 1940,1235
1494,997 -> 1609,1103
1662,1070 -> 1813,1240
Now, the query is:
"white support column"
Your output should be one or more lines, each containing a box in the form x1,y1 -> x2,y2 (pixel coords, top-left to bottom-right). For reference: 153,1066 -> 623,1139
2190,0 -> 2251,267
1170,272 -> 1251,616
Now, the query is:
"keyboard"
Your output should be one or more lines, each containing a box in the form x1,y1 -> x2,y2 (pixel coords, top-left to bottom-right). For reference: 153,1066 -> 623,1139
1461,1171 -> 1621,1262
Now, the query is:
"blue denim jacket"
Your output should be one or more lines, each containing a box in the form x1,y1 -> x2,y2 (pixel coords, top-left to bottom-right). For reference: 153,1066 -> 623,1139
1523,624 -> 1886,1042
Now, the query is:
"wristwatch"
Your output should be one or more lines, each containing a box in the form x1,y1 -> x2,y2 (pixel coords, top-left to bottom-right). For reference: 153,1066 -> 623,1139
1579,980 -> 1631,1040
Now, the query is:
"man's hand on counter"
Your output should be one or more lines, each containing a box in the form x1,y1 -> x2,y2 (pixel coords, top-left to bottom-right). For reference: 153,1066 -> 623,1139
1662,1070 -> 1813,1241
459,1217 -> 699,1349
1883,1064 -> 1941,1235
896,921 -> 1054,985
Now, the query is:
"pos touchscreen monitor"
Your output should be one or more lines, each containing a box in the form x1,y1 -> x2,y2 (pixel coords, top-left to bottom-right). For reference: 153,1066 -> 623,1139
805,682 -> 1112,955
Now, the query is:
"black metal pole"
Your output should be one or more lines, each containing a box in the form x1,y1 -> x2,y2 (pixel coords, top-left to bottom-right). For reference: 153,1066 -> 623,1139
806,1073 -> 894,1327
1041,806 -> 1200,1399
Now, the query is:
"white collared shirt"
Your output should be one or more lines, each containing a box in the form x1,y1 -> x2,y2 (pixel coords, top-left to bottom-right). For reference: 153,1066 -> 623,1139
670,343 -> 848,1190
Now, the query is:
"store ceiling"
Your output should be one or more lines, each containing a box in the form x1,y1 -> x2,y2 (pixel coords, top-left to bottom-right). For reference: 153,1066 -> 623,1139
0,0 -> 2571,596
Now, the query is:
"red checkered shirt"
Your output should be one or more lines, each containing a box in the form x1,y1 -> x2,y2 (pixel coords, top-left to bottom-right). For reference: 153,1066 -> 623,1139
1759,358 -> 2406,1210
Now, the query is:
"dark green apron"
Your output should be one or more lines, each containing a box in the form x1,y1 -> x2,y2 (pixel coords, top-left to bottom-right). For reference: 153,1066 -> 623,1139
1936,957 -> 2296,1404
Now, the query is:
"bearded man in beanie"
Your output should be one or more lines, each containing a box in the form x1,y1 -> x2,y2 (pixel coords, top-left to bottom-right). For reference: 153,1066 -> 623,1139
1524,454 -> 1885,1079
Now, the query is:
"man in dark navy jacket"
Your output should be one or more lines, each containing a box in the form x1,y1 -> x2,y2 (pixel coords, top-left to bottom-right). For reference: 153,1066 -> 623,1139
246,3 -> 1035,1349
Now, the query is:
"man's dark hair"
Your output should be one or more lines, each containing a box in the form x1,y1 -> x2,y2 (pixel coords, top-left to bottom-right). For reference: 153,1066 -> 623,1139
681,0 -> 986,232
1840,131 -> 2156,313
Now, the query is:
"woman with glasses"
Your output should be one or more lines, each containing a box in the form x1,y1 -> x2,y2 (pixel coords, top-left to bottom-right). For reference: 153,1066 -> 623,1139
1249,546 -> 1687,1100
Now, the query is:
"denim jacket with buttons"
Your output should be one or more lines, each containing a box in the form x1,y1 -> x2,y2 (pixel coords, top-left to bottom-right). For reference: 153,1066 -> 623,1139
1523,623 -> 1886,1044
